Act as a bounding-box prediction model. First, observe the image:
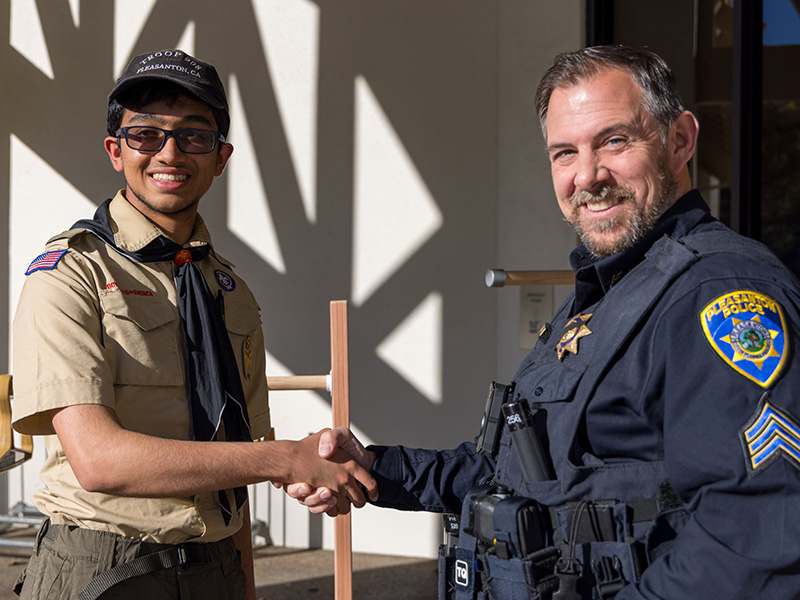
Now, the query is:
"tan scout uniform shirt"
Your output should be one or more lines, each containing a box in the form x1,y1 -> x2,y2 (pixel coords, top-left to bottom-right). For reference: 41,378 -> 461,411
12,192 -> 271,544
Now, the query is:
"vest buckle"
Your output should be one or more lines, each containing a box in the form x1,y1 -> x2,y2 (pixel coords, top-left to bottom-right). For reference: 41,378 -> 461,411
592,555 -> 627,599
552,556 -> 582,600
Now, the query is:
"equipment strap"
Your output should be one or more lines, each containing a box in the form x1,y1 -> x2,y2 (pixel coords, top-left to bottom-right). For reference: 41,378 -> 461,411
76,543 -> 210,600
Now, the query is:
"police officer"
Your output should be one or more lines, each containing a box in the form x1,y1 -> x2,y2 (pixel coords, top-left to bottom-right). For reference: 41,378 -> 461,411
289,45 -> 800,599
11,49 -> 376,600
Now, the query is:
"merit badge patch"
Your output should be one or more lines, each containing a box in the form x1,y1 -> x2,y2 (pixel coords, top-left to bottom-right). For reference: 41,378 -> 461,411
215,270 -> 236,292
740,393 -> 800,476
25,250 -> 67,275
556,313 -> 593,361
242,334 -> 255,380
700,290 -> 787,388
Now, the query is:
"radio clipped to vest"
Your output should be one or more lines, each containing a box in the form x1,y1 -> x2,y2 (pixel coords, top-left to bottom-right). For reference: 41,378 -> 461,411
502,399 -> 554,482
475,381 -> 554,481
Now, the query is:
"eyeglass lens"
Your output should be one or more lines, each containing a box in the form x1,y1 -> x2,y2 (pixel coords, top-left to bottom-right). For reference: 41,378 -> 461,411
122,127 -> 219,154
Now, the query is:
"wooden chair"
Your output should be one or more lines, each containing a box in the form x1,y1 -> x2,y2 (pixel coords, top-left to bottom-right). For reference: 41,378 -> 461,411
0,374 -> 32,474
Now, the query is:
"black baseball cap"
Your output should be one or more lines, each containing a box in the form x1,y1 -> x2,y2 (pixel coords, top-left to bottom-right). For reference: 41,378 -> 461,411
108,49 -> 229,116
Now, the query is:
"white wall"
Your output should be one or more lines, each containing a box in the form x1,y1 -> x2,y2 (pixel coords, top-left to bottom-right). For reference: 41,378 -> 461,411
496,1 -> 583,380
2,0 -> 582,559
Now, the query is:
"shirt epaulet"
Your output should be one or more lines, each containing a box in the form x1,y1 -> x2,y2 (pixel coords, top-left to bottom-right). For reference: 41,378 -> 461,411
44,227 -> 94,250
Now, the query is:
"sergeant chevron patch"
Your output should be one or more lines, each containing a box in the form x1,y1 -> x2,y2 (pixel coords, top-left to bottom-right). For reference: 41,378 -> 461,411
700,290 -> 787,388
740,393 -> 800,476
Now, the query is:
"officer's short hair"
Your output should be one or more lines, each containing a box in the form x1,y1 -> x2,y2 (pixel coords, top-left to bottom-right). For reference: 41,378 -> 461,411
534,45 -> 685,144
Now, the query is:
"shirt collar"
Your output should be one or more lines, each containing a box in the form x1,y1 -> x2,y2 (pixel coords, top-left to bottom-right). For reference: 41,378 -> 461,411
107,190 -> 214,254
569,189 -> 713,313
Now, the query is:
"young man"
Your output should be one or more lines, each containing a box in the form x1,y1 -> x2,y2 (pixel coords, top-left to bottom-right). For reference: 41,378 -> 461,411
292,46 -> 800,598
12,50 -> 376,600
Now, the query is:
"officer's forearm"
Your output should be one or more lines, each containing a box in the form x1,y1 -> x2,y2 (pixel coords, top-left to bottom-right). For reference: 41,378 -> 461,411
369,442 -> 494,513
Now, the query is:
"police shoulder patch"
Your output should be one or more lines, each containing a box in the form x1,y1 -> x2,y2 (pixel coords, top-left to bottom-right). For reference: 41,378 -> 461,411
25,249 -> 67,275
700,290 -> 788,388
740,393 -> 800,476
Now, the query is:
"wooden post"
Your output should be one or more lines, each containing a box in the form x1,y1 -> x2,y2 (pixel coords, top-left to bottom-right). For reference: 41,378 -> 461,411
329,301 -> 353,600
263,302 -> 353,599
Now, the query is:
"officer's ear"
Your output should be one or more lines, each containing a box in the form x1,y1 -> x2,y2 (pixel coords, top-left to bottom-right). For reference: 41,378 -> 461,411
668,111 -> 699,176
104,136 -> 124,173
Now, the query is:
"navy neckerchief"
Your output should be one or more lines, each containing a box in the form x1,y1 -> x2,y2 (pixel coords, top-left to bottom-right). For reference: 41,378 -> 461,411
74,199 -> 251,525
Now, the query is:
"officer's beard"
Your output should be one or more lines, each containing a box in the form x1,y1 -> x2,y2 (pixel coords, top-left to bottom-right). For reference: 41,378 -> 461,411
567,155 -> 679,259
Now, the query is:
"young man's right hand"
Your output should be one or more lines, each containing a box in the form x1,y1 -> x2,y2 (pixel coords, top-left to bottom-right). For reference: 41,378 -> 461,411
283,428 -> 376,516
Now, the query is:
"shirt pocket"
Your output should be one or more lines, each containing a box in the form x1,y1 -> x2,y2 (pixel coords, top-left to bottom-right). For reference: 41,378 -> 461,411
100,291 -> 184,386
222,301 -> 263,381
223,301 -> 262,336
502,359 -> 586,501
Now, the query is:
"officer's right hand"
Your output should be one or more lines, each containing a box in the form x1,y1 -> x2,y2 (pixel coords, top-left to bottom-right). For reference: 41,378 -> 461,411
287,429 -> 377,515
285,427 -> 377,516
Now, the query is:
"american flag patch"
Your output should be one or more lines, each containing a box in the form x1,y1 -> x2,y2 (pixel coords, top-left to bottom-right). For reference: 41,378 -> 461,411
25,250 -> 67,275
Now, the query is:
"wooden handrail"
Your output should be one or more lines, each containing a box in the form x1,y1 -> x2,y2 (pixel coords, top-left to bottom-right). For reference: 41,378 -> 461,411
485,268 -> 574,287
268,375 -> 329,391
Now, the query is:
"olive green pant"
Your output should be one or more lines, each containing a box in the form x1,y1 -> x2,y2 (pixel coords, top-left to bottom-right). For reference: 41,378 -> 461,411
14,520 -> 246,600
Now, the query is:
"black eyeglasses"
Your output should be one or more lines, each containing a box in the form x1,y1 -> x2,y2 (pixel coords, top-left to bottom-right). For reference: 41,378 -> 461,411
116,126 -> 225,154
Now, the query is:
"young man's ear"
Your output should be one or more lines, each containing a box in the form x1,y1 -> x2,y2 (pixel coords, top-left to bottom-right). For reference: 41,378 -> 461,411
214,143 -> 234,177
669,111 -> 699,176
104,137 -> 125,173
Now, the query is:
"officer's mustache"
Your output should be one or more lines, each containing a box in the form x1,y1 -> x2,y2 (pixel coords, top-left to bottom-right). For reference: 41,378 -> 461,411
570,185 -> 636,208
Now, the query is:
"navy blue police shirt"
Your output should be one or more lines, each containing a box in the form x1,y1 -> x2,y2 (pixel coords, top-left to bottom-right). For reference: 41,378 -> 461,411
369,190 -> 800,598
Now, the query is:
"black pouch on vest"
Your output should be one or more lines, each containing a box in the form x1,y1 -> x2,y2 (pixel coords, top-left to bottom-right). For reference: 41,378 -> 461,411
460,492 -> 560,599
489,495 -> 550,559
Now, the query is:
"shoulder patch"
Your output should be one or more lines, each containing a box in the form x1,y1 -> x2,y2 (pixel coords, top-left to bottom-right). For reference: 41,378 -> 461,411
24,250 -> 67,275
740,393 -> 800,476
700,290 -> 788,388
215,270 -> 236,292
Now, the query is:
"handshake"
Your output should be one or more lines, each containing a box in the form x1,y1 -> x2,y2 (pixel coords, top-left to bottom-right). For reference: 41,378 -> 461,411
280,428 -> 377,516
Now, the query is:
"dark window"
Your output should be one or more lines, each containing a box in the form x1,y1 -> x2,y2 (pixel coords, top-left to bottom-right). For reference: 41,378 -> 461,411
603,0 -> 800,278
